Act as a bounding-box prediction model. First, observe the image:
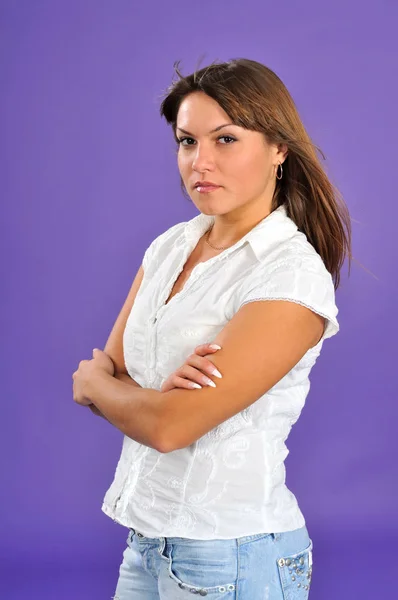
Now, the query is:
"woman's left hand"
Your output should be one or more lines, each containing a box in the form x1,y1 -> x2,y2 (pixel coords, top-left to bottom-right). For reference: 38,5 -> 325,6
72,349 -> 115,406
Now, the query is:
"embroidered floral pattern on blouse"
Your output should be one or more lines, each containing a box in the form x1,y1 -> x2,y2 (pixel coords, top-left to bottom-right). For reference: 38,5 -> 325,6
101,204 -> 340,538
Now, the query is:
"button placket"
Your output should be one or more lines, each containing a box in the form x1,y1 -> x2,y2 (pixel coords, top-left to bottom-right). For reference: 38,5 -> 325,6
112,477 -> 128,517
144,245 -> 236,386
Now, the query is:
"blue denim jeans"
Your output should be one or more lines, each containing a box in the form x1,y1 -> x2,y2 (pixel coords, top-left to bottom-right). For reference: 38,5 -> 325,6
112,524 -> 313,599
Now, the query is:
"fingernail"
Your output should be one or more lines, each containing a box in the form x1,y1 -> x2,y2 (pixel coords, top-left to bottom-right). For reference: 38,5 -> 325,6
203,377 -> 216,387
211,368 -> 223,378
190,383 -> 202,389
209,344 -> 221,350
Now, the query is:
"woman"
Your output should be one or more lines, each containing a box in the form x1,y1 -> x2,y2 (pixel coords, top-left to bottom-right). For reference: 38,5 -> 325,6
73,58 -> 351,599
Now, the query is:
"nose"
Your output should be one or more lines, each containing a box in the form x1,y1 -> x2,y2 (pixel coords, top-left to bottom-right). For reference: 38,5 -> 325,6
191,142 -> 215,173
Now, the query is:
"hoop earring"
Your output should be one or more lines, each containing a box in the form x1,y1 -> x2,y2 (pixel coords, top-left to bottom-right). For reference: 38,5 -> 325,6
276,162 -> 283,180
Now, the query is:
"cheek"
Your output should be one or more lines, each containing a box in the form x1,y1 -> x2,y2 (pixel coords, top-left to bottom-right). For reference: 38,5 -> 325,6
177,152 -> 189,177
226,152 -> 262,189
235,150 -> 270,187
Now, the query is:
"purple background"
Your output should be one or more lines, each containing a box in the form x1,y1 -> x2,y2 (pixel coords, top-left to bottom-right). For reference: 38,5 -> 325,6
2,1 -> 397,598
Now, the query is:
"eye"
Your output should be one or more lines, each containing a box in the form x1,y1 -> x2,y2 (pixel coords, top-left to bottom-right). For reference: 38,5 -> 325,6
218,135 -> 236,144
177,135 -> 237,146
177,136 -> 195,146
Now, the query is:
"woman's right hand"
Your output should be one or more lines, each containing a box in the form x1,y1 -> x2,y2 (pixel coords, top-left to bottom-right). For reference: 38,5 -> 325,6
160,343 -> 223,393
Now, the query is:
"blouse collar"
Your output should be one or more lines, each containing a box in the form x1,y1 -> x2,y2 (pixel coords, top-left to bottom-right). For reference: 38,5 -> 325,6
183,204 -> 299,262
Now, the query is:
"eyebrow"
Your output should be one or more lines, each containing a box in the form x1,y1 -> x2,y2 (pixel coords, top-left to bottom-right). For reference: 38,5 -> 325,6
176,123 -> 236,136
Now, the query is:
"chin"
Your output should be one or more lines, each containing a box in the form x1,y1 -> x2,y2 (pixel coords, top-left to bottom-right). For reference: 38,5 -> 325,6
193,203 -> 227,216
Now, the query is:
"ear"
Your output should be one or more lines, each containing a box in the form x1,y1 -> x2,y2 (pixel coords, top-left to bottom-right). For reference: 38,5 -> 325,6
277,143 -> 289,163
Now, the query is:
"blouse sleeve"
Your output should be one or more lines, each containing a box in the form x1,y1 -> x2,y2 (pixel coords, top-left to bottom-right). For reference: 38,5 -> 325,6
142,236 -> 158,273
142,221 -> 187,273
238,257 -> 340,342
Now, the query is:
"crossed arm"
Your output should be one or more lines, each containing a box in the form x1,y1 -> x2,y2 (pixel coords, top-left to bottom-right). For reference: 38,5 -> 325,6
86,298 -> 325,453
87,265 -> 146,421
87,372 -> 140,420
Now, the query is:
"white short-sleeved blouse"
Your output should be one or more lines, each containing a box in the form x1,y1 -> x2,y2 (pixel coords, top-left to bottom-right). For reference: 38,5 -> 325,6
101,203 -> 340,539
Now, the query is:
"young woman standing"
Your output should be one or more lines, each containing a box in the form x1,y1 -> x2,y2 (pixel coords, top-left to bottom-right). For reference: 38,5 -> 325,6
73,58 -> 351,599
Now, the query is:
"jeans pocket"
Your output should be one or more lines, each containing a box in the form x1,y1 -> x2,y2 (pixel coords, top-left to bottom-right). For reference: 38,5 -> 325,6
166,543 -> 237,596
276,539 -> 313,599
126,529 -> 135,548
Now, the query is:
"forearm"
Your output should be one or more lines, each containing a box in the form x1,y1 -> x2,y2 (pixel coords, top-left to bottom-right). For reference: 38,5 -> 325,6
89,372 -> 141,421
115,371 -> 142,387
87,371 -> 164,451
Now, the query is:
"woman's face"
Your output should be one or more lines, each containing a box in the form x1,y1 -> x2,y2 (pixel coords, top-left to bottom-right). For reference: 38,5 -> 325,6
176,91 -> 286,217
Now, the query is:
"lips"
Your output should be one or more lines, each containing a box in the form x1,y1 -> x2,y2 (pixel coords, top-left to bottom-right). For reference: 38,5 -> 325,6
195,184 -> 221,193
194,180 -> 220,189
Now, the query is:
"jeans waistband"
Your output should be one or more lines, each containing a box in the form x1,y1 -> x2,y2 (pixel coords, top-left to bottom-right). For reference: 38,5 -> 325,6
128,527 -> 295,545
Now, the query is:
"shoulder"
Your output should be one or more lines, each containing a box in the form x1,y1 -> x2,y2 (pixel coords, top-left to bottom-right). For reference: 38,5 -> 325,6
239,230 -> 339,341
250,228 -> 333,286
142,220 -> 187,272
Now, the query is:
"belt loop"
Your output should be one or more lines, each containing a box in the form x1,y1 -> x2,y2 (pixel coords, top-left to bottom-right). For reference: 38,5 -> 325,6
158,536 -> 166,555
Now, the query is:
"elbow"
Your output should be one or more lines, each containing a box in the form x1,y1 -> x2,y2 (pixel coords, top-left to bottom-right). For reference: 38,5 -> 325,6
150,394 -> 173,453
155,420 -> 177,453
154,423 -> 193,454
155,437 -> 172,454
124,389 -> 174,453
152,394 -> 196,453
152,399 -> 173,453
153,421 -> 181,454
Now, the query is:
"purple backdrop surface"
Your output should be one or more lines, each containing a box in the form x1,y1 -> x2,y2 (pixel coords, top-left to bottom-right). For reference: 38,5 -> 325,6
1,1 -> 397,598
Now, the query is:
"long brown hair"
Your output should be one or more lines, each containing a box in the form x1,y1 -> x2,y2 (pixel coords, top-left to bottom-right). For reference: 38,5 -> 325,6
159,58 -> 353,290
